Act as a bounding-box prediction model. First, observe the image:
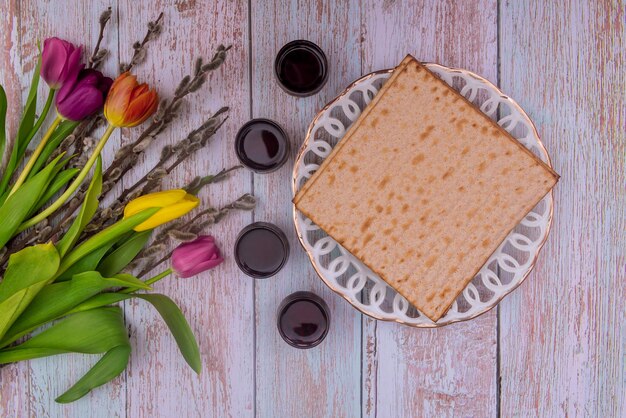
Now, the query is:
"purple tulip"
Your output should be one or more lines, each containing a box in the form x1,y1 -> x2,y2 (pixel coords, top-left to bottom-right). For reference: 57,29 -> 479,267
41,37 -> 82,89
171,235 -> 224,278
55,68 -> 113,121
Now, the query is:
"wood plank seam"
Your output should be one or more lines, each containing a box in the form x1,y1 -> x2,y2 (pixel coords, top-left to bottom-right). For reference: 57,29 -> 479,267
247,0 -> 257,417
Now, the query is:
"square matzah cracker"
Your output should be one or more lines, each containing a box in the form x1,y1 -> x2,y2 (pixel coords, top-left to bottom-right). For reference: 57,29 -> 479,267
294,55 -> 559,321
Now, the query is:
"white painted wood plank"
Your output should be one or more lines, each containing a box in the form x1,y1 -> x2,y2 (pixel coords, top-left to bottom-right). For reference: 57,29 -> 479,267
250,1 -> 364,417
0,0 -> 21,148
4,1 -> 622,416
117,1 -> 255,417
499,1 -> 625,416
0,2 -> 30,416
359,1 -> 499,417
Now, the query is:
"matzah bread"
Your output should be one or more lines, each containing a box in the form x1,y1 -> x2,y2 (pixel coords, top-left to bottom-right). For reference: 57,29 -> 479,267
294,55 -> 559,322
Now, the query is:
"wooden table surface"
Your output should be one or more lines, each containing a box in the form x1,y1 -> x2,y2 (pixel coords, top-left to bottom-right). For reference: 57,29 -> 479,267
0,1 -> 624,417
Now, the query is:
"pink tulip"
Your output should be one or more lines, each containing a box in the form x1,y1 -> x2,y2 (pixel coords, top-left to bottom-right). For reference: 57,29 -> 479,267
55,68 -> 113,121
171,235 -> 224,278
41,37 -> 82,89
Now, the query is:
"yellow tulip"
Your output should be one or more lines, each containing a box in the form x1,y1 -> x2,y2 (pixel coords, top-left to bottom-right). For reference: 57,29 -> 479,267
123,190 -> 200,231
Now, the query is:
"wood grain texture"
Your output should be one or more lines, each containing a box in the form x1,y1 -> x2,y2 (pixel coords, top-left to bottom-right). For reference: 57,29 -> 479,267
250,1 -> 364,417
0,1 -> 29,417
0,0 -> 21,168
359,1 -> 499,417
498,1 -> 625,416
118,1 -> 254,417
0,0 -> 624,416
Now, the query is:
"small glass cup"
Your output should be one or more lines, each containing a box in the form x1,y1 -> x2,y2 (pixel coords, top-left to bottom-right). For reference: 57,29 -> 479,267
274,40 -> 329,97
235,119 -> 290,173
234,222 -> 289,279
277,291 -> 330,349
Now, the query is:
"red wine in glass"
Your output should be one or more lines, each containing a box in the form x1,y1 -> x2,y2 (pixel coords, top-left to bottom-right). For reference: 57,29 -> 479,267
234,222 -> 289,279
277,292 -> 330,349
235,119 -> 290,173
274,40 -> 328,97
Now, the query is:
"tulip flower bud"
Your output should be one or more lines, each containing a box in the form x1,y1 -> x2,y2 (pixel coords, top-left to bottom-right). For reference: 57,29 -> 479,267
104,72 -> 159,127
55,68 -> 113,121
171,235 -> 224,278
123,189 -> 200,231
41,37 -> 82,89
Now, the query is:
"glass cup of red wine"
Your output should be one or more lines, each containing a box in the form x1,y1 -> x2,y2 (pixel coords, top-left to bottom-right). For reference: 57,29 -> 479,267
235,41 -> 331,348
234,222 -> 290,279
235,119 -> 290,173
277,291 -> 330,349
274,40 -> 328,97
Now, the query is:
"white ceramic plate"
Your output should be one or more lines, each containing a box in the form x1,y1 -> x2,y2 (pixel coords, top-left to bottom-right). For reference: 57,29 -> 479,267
292,64 -> 554,327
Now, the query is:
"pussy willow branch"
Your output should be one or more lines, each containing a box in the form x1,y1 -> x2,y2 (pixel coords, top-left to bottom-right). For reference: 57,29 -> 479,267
60,6 -> 115,157
64,11 -> 164,178
43,107 -> 230,245
51,8 -> 112,161
108,111 -> 229,208
0,10 -> 165,262
90,163 -> 241,240
87,7 -> 112,69
184,165 -> 242,195
41,45 -> 231,243
117,108 -> 228,202
53,11 -> 163,190
46,13 -> 164,212
135,193 -> 256,277
53,116 -> 106,168
120,12 -> 163,73
77,116 -> 234,240
136,186 -> 251,263
103,44 -> 231,186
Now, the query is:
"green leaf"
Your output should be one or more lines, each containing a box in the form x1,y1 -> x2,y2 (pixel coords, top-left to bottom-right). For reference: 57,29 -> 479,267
16,55 -> 42,157
31,168 -> 80,214
136,294 -> 201,374
0,85 -> 7,161
0,243 -> 60,301
0,271 -> 149,347
55,239 -> 117,281
0,146 -> 20,200
0,147 -> 67,209
28,120 -> 79,179
67,292 -> 131,314
0,154 -> 64,248
26,154 -> 74,217
0,243 -> 60,340
97,231 -> 152,277
57,157 -> 102,258
0,307 -> 128,360
114,272 -> 146,285
56,207 -> 160,278
56,344 -> 131,403
69,292 -> 201,374
0,307 -> 131,403
0,55 -> 42,197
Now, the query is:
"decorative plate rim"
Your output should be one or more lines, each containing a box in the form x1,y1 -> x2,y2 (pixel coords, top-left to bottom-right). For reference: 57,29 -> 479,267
291,64 -> 555,328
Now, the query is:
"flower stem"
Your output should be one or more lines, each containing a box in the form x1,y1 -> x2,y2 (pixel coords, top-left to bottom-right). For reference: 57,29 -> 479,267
8,114 -> 62,197
17,123 -> 116,232
120,267 -> 172,294
144,267 -> 173,285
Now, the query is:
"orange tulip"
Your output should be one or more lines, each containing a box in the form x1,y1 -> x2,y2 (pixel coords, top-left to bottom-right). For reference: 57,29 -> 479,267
104,72 -> 158,128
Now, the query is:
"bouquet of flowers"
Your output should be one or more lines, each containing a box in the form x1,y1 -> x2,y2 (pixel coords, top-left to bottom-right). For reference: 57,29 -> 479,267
0,9 -> 254,403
